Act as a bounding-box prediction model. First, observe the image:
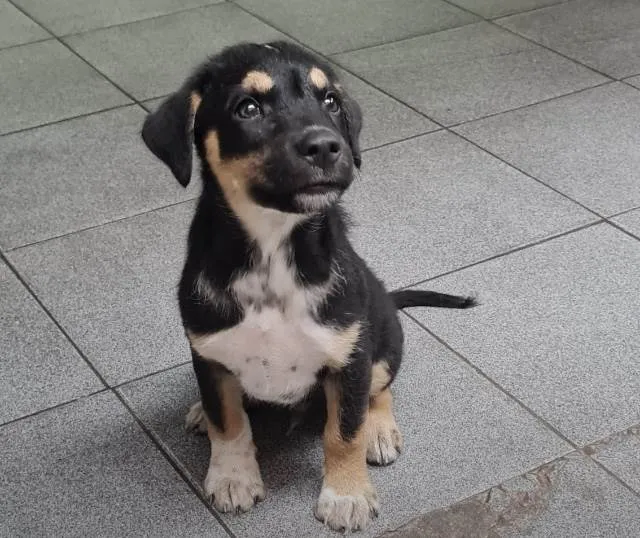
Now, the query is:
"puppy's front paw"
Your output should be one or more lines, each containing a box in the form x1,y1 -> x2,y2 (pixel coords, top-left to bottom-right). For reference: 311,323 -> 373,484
314,486 -> 379,531
366,416 -> 403,466
185,401 -> 207,435
204,453 -> 265,513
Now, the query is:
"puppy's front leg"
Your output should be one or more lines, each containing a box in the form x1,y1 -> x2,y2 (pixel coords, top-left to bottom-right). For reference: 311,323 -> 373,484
315,361 -> 378,531
191,351 -> 265,513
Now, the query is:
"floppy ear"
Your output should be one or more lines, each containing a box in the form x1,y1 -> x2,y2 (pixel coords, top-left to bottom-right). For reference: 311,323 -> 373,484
141,87 -> 199,187
341,93 -> 363,169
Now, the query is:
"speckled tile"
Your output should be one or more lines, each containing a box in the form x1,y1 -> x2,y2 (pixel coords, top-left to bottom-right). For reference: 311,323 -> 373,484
412,224 -> 640,445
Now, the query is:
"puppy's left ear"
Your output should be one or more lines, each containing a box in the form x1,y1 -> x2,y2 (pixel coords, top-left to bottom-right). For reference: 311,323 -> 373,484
341,93 -> 363,168
141,86 -> 201,187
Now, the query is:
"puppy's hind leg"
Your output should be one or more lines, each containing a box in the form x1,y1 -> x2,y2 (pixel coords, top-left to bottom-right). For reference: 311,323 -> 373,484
185,400 -> 208,435
366,361 -> 403,466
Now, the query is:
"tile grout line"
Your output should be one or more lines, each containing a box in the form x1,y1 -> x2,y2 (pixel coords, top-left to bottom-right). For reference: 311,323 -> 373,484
0,388 -> 110,429
0,36 -> 53,53
0,360 -> 192,428
602,219 -> 640,243
485,0 -> 573,20
113,360 -> 191,390
361,129 -> 443,154
401,310 -> 577,449
0,102 -> 135,138
6,0 -> 145,109
55,0 -> 229,40
401,311 -> 640,502
6,197 -> 198,253
0,251 -> 111,389
326,19 -> 481,56
439,0 -> 617,82
0,249 -> 236,538
113,389 -> 238,538
451,128 -> 607,216
608,205 -> 640,219
621,79 -> 640,92
393,221 -> 603,292
446,80 -> 613,129
587,456 -> 640,500
490,21 -> 616,81
0,1 -> 53,48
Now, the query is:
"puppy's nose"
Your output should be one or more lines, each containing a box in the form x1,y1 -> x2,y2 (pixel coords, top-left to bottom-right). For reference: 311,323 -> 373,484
295,128 -> 342,168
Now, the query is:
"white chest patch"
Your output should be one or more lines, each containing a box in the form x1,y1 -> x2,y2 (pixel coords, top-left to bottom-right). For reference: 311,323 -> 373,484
189,240 -> 356,406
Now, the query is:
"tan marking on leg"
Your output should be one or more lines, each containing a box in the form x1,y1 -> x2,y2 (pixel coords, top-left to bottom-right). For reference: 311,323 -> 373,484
322,378 -> 370,494
325,322 -> 361,371
206,374 -> 245,441
199,373 -> 265,513
241,70 -> 274,93
367,387 -> 403,466
308,66 -> 329,90
370,361 -> 391,397
315,378 -> 378,531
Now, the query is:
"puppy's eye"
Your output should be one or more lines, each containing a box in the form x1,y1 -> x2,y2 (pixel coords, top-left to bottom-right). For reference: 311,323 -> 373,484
323,92 -> 340,113
235,98 -> 263,119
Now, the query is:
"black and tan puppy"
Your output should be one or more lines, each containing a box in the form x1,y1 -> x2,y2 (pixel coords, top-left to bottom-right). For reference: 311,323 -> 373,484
142,41 -> 475,532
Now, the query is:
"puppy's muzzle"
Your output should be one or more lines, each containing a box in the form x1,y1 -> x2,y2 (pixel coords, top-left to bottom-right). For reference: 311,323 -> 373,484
288,126 -> 351,197
295,126 -> 344,170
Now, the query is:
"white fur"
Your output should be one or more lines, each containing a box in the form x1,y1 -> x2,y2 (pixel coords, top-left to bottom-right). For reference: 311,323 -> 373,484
294,191 -> 341,212
366,418 -> 402,466
190,211 -> 347,406
314,486 -> 379,531
203,413 -> 265,513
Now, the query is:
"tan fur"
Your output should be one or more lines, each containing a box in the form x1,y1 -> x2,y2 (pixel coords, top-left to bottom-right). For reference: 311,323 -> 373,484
241,70 -> 274,93
366,387 -> 403,465
308,67 -> 329,89
325,322 -> 361,371
190,91 -> 202,114
368,388 -> 398,435
204,130 -> 277,237
370,361 -> 391,397
205,374 -> 245,441
322,378 -> 372,496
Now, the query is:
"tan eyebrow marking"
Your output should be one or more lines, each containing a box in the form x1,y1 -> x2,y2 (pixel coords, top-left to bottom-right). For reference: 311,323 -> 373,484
308,67 -> 329,89
241,70 -> 274,93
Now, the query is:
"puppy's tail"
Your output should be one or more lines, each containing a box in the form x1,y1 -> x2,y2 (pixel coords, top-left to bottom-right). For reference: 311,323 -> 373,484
390,289 -> 478,310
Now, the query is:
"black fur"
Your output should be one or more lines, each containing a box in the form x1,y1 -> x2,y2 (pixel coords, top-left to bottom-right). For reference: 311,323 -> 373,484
191,349 -> 227,432
391,289 -> 478,309
142,41 -> 473,444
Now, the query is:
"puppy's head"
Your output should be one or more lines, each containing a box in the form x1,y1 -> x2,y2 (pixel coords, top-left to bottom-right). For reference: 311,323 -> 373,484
142,41 -> 362,214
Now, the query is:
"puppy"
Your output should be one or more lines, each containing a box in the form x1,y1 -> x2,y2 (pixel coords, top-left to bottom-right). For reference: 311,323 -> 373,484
142,41 -> 476,532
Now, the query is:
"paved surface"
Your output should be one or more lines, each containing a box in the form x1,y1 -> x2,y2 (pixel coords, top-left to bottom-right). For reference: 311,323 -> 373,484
1,0 -> 640,536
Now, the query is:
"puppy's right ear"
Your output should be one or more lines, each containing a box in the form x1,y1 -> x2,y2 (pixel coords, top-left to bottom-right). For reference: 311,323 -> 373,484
141,87 -> 201,187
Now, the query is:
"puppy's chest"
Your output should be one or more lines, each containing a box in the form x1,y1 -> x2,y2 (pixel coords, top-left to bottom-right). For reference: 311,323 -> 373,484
192,252 -> 339,405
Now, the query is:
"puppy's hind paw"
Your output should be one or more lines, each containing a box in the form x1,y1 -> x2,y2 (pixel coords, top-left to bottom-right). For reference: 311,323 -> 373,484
185,401 -> 208,435
367,419 -> 403,466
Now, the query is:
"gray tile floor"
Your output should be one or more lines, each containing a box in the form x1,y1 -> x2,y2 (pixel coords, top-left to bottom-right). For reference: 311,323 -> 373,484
1,0 -> 639,536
